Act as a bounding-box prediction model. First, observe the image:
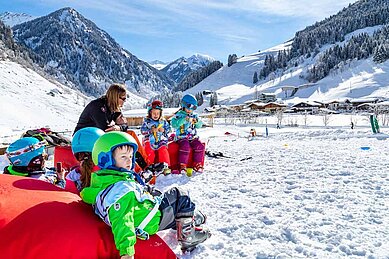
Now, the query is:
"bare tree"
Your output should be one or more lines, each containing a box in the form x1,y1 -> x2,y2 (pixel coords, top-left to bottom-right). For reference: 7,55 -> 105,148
322,113 -> 331,127
275,109 -> 284,127
302,111 -> 309,127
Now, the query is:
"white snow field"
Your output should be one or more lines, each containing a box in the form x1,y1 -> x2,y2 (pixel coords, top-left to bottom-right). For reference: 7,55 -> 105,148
1,113 -> 388,258
155,123 -> 389,258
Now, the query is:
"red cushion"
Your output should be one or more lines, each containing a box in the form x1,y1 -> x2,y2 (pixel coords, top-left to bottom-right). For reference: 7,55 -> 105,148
168,141 -> 205,170
0,174 -> 176,259
54,145 -> 79,171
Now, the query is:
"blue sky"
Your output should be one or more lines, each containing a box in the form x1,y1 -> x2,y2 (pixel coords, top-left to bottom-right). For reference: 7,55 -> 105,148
1,0 -> 357,63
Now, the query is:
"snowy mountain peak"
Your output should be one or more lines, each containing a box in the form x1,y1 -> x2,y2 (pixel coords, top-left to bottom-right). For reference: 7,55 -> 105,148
12,7 -> 174,102
189,53 -> 216,65
161,54 -> 216,83
0,11 -> 37,27
186,1 -> 389,105
148,60 -> 168,70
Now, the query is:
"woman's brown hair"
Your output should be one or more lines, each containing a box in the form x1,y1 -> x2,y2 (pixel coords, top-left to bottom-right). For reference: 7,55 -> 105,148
80,155 -> 94,189
105,83 -> 127,112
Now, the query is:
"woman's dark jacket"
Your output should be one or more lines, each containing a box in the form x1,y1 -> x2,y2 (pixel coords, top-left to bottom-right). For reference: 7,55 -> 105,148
74,97 -> 128,134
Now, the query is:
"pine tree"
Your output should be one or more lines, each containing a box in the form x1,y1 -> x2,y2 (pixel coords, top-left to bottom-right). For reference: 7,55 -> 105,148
253,71 -> 258,84
373,45 -> 388,63
227,54 -> 238,67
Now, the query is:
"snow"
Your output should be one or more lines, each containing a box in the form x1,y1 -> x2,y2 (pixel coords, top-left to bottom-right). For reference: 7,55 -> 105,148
186,28 -> 389,106
154,121 -> 389,258
0,12 -> 37,27
1,19 -> 389,258
1,107 -> 388,258
0,60 -> 89,141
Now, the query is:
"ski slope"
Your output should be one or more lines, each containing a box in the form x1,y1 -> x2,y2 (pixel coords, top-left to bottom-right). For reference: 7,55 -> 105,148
186,26 -> 389,106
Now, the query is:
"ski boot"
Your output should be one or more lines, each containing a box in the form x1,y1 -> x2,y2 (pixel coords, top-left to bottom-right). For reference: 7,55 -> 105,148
180,163 -> 187,175
194,209 -> 207,226
176,217 -> 211,253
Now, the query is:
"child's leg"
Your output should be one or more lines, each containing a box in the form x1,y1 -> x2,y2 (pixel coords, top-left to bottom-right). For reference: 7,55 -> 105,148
156,145 -> 170,166
158,187 -> 195,231
177,139 -> 190,165
190,139 -> 205,163
144,141 -> 156,164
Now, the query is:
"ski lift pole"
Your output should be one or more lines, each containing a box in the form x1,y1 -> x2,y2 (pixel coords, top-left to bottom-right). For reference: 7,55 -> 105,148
265,119 -> 269,137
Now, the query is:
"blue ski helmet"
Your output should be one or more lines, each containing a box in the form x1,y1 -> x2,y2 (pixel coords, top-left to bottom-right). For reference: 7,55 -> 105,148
72,127 -> 105,154
6,137 -> 46,167
181,94 -> 198,110
92,131 -> 138,170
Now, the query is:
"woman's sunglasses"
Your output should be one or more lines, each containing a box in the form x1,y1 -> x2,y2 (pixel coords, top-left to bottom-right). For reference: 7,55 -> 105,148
119,96 -> 127,101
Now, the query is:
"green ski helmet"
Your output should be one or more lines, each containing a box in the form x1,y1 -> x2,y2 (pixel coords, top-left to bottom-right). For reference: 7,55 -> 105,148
92,131 -> 138,169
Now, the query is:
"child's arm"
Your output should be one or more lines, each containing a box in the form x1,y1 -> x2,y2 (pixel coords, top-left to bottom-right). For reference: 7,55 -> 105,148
170,112 -> 187,129
162,120 -> 171,137
140,119 -> 151,136
193,114 -> 203,129
108,193 -> 137,257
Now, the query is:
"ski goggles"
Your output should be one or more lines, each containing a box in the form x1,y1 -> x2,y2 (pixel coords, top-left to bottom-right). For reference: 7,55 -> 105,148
6,141 -> 46,158
149,100 -> 163,110
184,103 -> 197,110
28,154 -> 47,167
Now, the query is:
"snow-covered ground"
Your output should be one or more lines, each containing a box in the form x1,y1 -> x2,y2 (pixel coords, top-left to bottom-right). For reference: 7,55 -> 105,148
1,115 -> 388,258
0,60 -> 88,142
154,123 -> 389,258
0,60 -> 146,145
186,27 -> 389,106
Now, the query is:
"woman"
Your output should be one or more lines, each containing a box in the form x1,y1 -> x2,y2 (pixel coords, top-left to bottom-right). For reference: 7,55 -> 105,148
74,83 -> 128,134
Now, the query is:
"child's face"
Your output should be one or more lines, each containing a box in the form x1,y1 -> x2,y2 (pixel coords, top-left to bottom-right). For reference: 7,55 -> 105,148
184,108 -> 193,114
112,145 -> 133,170
150,109 -> 161,120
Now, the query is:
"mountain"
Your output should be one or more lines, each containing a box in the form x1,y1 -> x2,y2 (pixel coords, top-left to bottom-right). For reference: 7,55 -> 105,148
148,60 -> 168,70
161,54 -> 216,83
0,20 -> 89,133
0,12 -> 37,27
12,7 -> 174,101
186,0 -> 389,106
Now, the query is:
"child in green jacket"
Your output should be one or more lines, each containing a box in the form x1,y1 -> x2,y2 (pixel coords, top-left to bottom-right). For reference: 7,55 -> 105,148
80,132 -> 210,258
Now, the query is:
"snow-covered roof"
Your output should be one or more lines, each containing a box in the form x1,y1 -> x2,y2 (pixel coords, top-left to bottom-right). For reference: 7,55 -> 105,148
292,101 -> 321,107
351,98 -> 379,103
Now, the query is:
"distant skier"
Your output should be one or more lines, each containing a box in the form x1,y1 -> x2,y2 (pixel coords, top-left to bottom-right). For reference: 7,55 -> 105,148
250,128 -> 256,137
276,123 -> 280,129
351,121 -> 354,130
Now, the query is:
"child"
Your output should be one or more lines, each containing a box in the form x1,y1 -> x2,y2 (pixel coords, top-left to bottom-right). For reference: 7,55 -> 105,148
140,100 -> 171,175
80,132 -> 210,258
66,127 -> 104,192
171,94 -> 205,174
4,137 -> 65,188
